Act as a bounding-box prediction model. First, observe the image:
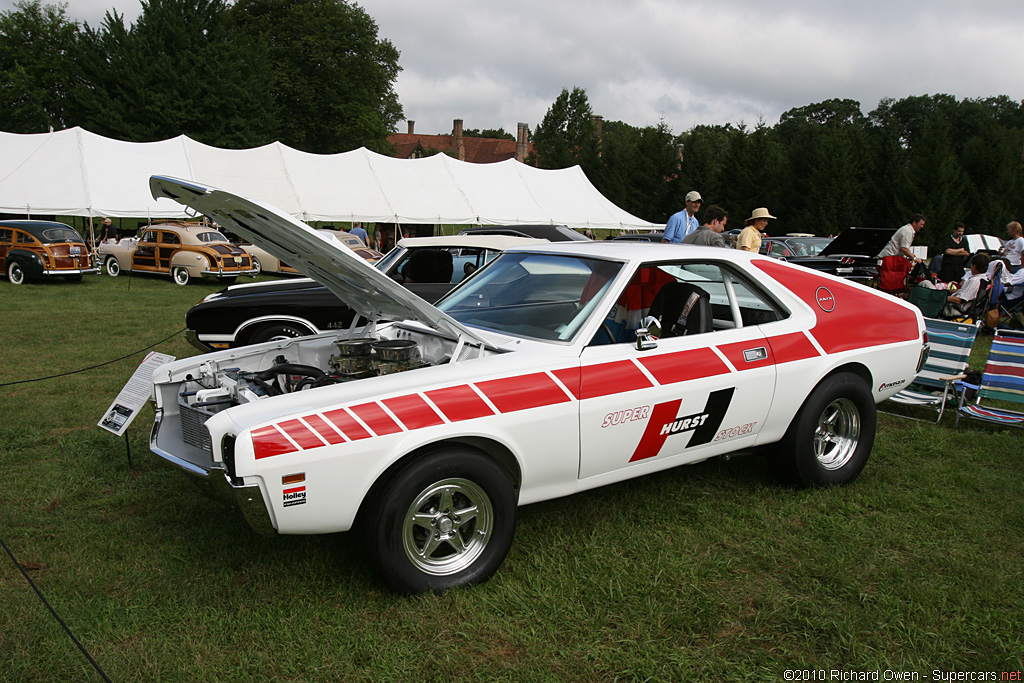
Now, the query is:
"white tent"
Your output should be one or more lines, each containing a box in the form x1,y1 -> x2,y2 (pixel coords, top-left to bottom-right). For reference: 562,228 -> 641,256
0,127 -> 660,229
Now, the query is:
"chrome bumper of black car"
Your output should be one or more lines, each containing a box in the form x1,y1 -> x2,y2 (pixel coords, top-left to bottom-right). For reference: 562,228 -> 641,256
150,406 -> 276,536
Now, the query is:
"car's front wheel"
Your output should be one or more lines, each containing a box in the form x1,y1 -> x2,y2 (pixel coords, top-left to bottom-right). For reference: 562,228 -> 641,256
250,256 -> 261,277
365,448 -> 517,594
105,257 -> 120,277
7,261 -> 25,285
767,372 -> 876,487
172,266 -> 190,286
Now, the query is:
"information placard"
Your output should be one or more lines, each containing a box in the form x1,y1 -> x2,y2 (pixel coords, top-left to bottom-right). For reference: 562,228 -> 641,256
98,352 -> 176,436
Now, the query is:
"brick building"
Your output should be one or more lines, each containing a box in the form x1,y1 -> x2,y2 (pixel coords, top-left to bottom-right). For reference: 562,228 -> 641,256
388,119 -> 532,163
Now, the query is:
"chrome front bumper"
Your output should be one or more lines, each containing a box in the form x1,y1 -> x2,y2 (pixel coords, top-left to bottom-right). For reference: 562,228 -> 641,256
150,406 -> 276,536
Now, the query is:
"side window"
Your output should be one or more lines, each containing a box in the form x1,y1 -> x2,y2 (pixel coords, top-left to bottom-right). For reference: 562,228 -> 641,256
17,231 -> 36,244
0,228 -> 12,244
594,261 -> 788,345
142,230 -> 157,242
160,231 -> 181,245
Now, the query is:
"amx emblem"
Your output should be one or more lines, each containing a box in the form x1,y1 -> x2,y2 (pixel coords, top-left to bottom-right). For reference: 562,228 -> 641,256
815,287 -> 836,312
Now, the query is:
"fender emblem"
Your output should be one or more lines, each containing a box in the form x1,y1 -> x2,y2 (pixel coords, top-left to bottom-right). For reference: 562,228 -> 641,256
815,287 -> 836,312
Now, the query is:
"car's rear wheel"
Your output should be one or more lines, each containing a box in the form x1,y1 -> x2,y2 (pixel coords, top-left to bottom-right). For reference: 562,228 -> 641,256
247,322 -> 311,344
7,261 -> 25,285
364,448 -> 517,594
250,256 -> 261,277
767,372 -> 876,487
172,266 -> 190,286
105,257 -> 120,277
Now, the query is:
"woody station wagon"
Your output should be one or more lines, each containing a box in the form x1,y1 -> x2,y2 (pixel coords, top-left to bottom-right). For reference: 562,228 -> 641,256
1,220 -> 98,284
97,221 -> 256,285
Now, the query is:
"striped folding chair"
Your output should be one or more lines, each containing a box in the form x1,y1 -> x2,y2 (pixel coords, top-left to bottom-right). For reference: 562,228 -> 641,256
883,317 -> 979,422
955,328 -> 1024,428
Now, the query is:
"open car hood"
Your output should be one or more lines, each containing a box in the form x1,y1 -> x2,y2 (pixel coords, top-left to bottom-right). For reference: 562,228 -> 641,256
150,176 -> 483,343
819,227 -> 896,257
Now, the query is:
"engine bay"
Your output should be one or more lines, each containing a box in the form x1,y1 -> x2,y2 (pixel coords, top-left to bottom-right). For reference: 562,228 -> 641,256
170,323 -> 494,434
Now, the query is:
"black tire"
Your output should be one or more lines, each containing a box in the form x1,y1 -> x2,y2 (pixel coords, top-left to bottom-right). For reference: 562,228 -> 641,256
105,257 -> 120,277
767,372 -> 876,487
172,266 -> 190,286
247,322 -> 311,344
364,447 -> 517,594
7,261 -> 26,285
250,256 -> 262,277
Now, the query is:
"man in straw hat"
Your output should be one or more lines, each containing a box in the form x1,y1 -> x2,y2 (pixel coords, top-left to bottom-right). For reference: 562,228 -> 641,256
736,207 -> 775,252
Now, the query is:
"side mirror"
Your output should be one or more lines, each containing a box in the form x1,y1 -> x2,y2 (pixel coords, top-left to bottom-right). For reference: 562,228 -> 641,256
635,316 -> 660,351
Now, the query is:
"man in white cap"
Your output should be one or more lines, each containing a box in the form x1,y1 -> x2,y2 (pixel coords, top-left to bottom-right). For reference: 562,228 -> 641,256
663,190 -> 702,243
736,207 -> 775,252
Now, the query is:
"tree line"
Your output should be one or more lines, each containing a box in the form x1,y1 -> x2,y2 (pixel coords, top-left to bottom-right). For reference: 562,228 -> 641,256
3,2 -> 1023,251
532,88 -> 1024,251
0,0 -> 403,153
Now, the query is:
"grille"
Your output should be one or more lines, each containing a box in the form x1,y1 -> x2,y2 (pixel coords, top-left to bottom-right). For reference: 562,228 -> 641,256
178,397 -> 213,453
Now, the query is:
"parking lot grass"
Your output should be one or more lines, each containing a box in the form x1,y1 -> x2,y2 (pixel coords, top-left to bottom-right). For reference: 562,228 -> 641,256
1,274 -> 1022,681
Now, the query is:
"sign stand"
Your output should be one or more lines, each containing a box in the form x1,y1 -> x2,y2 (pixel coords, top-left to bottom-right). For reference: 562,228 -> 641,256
99,352 -> 176,467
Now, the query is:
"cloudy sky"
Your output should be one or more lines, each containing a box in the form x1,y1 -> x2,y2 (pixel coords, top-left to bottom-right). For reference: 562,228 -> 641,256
7,0 -> 1024,136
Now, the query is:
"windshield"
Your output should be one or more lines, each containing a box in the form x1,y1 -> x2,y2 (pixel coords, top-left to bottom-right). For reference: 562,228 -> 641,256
789,237 -> 831,257
438,252 -> 622,342
40,227 -> 85,243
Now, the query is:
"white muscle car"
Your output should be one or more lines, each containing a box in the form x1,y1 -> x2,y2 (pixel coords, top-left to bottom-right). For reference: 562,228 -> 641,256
146,176 -> 928,594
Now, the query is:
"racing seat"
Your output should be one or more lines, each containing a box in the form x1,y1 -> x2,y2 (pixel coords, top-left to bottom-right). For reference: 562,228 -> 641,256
648,282 -> 712,337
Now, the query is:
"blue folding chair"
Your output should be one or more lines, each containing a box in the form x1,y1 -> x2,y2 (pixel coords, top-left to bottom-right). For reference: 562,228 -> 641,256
955,328 -> 1024,428
883,317 -> 980,422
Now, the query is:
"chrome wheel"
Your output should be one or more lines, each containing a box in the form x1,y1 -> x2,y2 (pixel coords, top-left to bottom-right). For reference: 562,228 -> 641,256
105,257 -> 120,276
172,266 -> 190,285
402,477 -> 494,576
813,398 -> 861,470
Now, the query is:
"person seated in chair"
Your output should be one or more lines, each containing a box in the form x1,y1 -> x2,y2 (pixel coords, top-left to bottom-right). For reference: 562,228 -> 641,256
944,253 -> 990,318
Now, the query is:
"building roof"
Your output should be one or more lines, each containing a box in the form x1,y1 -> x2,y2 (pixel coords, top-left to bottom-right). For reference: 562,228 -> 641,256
388,133 -> 532,164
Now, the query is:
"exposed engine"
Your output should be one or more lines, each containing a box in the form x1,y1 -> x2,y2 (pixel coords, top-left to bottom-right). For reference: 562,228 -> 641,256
168,326 -> 491,453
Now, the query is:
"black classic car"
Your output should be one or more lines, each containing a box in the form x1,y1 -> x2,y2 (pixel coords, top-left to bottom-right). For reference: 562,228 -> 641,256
185,234 -> 543,350
760,227 -> 894,283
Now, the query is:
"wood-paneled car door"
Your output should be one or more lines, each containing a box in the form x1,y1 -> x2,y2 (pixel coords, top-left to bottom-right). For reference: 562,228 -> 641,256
157,231 -> 180,271
576,261 -> 786,484
133,230 -> 159,271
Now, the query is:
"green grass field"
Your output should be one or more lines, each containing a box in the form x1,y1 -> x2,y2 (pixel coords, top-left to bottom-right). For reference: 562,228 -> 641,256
1,273 -> 1022,682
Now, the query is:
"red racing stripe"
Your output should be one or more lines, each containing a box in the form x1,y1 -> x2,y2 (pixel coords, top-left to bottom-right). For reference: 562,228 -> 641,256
766,332 -> 821,364
302,414 -> 347,445
278,418 -> 327,450
383,394 -> 445,430
638,348 -> 730,385
714,339 -> 775,371
551,367 -> 581,399
579,360 -> 653,399
754,260 -> 919,353
350,402 -> 403,436
426,385 -> 495,422
322,408 -> 372,441
252,424 -> 297,460
475,372 -> 571,413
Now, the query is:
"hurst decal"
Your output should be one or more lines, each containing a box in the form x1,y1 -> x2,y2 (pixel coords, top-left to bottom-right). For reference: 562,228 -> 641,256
283,486 -> 307,507
629,388 -> 735,462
